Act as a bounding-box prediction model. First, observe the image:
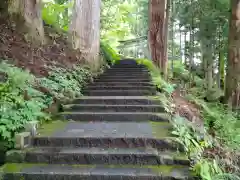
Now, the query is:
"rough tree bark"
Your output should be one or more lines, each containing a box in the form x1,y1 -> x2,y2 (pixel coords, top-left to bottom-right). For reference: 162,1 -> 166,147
69,0 -> 101,67
225,0 -> 240,109
162,0 -> 170,77
148,0 -> 166,75
7,0 -> 45,44
219,50 -> 225,89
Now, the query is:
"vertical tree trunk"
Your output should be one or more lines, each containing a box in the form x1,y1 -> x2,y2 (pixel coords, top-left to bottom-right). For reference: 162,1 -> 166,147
184,31 -> 187,65
162,0 -> 170,77
219,51 -> 225,89
225,0 -> 240,108
1,0 -> 9,16
202,38 -> 213,90
8,0 -> 45,44
206,43 -> 213,90
70,0 -> 101,67
148,0 -> 166,74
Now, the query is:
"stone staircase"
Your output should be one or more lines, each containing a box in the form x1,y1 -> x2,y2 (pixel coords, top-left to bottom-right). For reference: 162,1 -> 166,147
1,59 -> 194,179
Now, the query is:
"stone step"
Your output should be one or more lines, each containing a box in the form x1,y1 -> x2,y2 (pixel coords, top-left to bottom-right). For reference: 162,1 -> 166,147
97,75 -> 151,80
90,82 -> 153,86
85,86 -> 155,91
96,75 -> 151,79
33,121 -> 182,151
10,147 -> 189,166
94,79 -> 150,82
111,65 -> 147,68
106,69 -> 149,72
71,96 -> 161,105
103,71 -> 150,76
63,104 -> 165,112
60,112 -> 169,122
2,164 -> 194,180
83,90 -> 155,96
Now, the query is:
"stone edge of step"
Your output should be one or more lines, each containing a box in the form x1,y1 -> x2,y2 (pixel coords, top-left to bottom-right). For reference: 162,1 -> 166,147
1,164 -> 195,180
5,148 -> 189,166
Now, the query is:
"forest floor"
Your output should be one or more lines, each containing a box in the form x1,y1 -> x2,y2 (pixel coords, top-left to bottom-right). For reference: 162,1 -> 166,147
172,87 -> 240,174
0,18 -> 85,77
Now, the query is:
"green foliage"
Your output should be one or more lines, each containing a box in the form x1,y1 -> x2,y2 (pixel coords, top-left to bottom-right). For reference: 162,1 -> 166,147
100,42 -> 121,65
136,58 -> 176,94
38,65 -> 92,101
0,60 -> 93,151
142,58 -> 240,180
186,95 -> 240,150
42,1 -> 73,31
0,62 -> 49,143
101,0 -> 148,48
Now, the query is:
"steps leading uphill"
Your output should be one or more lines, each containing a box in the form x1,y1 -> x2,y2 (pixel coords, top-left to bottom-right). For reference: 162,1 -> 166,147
2,59 -> 195,180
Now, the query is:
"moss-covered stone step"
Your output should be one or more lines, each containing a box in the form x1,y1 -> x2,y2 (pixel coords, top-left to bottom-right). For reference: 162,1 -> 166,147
60,112 -> 169,122
71,96 -> 161,105
88,82 -> 154,87
110,66 -> 148,69
110,66 -> 148,70
83,89 -> 155,96
98,72 -> 151,77
102,71 -> 150,76
35,121 -> 173,137
6,148 -> 189,166
63,104 -> 165,113
95,77 -> 151,81
85,85 -> 155,91
94,78 -> 151,83
32,121 -> 183,151
106,68 -> 149,73
1,163 -> 196,180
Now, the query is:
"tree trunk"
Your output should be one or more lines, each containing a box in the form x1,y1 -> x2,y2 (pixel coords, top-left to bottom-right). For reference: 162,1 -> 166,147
184,31 -> 187,65
162,0 -> 170,77
148,0 -> 166,74
225,0 -> 240,109
8,0 -> 45,44
202,39 -> 213,90
0,0 -> 8,16
69,0 -> 101,67
219,50 -> 225,89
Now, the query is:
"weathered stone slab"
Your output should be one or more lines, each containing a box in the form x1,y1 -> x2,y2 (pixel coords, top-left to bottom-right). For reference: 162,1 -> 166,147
63,104 -> 165,113
85,85 -> 155,91
60,112 -> 169,122
24,147 -> 189,166
83,90 -> 155,96
2,164 -> 195,180
15,132 -> 31,149
72,96 -> 160,105
88,82 -> 153,87
94,78 -> 151,83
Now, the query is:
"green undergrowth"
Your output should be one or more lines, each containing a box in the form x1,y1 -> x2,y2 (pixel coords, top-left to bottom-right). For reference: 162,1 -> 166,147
100,42 -> 121,66
173,62 -> 240,149
0,60 -> 103,164
134,58 -> 240,180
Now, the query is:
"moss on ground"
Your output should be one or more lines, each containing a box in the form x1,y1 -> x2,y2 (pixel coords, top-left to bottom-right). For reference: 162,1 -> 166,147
150,121 -> 172,138
1,163 -> 190,176
37,120 -> 69,137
